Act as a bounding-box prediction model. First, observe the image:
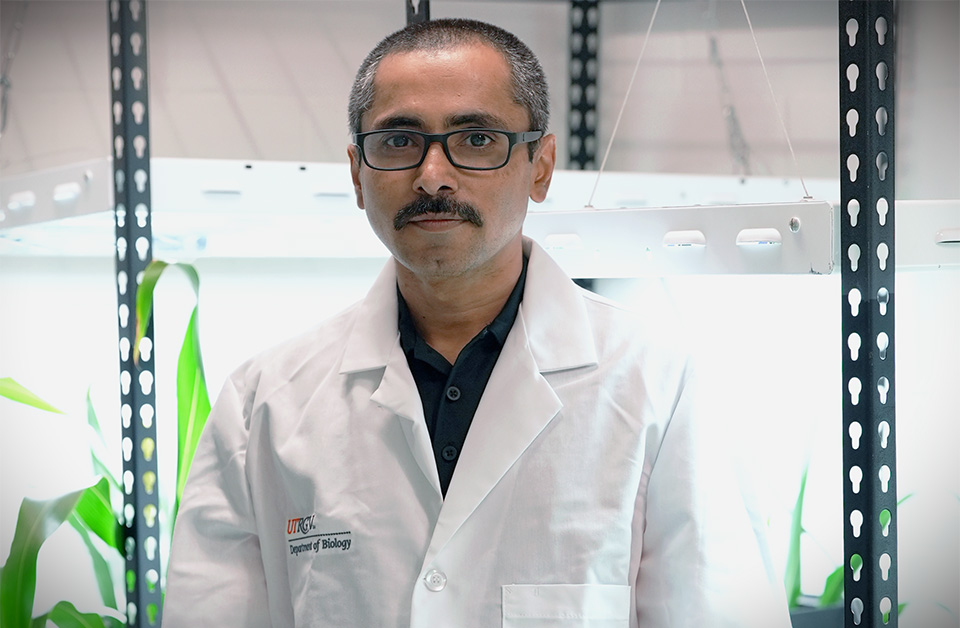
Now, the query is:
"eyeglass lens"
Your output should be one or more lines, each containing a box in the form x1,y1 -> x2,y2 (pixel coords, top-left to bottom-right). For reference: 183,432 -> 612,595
362,130 -> 512,170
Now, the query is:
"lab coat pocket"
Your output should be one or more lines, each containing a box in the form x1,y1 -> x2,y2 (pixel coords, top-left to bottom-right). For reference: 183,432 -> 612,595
502,584 -> 631,627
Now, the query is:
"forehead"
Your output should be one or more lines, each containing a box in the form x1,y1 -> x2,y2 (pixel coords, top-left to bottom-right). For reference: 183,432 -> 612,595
364,43 -> 525,131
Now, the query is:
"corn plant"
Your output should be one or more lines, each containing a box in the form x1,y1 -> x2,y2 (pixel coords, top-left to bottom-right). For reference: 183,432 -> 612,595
0,260 -> 209,627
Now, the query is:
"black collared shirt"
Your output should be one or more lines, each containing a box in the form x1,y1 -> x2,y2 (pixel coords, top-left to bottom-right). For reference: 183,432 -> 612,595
398,257 -> 528,497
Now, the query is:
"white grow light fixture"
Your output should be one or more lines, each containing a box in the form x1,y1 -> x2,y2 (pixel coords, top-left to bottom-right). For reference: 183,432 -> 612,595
523,200 -> 835,278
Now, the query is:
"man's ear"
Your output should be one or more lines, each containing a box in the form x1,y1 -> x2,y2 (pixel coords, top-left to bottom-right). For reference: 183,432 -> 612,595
528,133 -> 556,204
348,144 -> 365,210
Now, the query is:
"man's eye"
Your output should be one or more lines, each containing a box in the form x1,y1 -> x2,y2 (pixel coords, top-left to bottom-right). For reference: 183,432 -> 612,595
383,135 -> 410,148
463,132 -> 495,148
381,133 -> 417,149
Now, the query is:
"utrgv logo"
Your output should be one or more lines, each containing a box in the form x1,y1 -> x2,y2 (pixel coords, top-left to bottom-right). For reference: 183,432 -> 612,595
287,514 -> 317,536
285,513 -> 353,558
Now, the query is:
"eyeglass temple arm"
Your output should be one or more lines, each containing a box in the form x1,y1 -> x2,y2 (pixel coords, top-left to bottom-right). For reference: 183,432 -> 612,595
517,131 -> 544,143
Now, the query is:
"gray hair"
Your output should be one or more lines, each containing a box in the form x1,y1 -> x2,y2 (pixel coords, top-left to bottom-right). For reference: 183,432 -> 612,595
348,18 -> 549,159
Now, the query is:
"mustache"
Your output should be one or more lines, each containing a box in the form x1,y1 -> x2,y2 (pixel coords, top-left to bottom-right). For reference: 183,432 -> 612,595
393,196 -> 484,231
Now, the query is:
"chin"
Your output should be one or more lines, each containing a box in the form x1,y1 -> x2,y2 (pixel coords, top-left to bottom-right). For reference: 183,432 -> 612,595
397,253 -> 477,279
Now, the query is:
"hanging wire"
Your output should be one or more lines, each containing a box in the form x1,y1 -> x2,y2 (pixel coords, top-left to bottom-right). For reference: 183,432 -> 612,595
738,0 -> 811,199
0,0 -> 29,144
586,0 -> 662,208
587,0 -> 814,207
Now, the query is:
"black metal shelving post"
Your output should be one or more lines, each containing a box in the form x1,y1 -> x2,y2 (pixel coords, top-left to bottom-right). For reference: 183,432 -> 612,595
839,1 -> 898,626
406,0 -> 430,25
108,0 -> 162,625
569,0 -> 599,169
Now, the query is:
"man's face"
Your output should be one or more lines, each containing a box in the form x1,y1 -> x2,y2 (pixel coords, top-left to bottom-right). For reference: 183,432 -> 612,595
348,43 -> 556,281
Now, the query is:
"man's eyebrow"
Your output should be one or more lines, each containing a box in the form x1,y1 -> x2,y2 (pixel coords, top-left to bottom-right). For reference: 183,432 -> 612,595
372,115 -> 424,130
447,112 -> 511,129
369,112 -> 514,131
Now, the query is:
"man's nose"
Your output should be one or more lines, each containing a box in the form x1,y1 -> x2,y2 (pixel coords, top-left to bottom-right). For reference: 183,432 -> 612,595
413,140 -> 458,197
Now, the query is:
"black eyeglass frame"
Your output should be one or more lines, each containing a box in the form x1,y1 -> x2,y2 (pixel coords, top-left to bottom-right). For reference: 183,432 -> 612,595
353,128 -> 545,171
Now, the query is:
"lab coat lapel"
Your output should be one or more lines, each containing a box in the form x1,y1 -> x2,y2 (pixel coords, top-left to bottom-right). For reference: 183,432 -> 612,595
371,344 -> 443,496
422,312 -> 561,566
340,260 -> 443,497
422,239 -> 598,566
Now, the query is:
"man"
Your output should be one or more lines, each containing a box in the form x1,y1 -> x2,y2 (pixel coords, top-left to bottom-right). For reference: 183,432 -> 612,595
164,18 -> 790,627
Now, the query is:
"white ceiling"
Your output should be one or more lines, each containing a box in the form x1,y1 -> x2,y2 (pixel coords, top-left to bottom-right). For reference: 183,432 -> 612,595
0,0 -> 956,198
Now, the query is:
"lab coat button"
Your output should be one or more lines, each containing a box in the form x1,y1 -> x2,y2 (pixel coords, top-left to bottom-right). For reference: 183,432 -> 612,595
441,445 -> 458,461
423,569 -> 447,592
445,386 -> 461,401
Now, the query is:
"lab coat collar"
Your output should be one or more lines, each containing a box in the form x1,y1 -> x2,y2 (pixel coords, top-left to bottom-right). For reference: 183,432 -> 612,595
518,236 -> 598,373
338,260 -> 401,375
338,237 -> 598,376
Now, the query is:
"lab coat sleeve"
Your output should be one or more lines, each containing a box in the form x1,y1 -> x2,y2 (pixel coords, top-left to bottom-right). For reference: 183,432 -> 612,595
634,360 -> 791,628
163,372 -> 276,627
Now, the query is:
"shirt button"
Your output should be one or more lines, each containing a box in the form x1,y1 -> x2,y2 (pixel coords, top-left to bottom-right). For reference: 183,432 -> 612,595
441,445 -> 459,461
423,569 -> 447,592
445,386 -> 461,401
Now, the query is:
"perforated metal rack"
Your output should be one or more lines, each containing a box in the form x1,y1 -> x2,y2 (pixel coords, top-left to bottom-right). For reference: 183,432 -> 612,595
406,0 -> 430,25
839,1 -> 898,626
569,0 -> 599,169
108,0 -> 162,626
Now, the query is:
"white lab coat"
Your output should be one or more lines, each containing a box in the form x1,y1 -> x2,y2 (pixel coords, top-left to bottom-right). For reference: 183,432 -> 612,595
164,238 -> 791,628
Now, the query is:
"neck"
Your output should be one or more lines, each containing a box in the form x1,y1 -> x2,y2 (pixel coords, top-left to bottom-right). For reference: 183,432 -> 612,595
396,248 -> 523,364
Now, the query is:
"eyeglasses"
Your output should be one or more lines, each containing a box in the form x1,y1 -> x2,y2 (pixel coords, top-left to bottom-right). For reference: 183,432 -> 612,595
354,128 -> 544,171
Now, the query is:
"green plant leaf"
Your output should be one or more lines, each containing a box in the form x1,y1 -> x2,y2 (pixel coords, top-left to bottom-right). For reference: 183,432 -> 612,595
132,259 -> 209,528
818,565 -> 844,607
32,600 -> 122,628
850,552 -> 863,572
174,305 -> 211,522
73,478 -> 120,553
67,514 -> 118,611
934,601 -> 956,616
134,260 -> 169,363
84,388 -> 106,447
0,487 -> 88,628
0,377 -> 64,414
135,261 -> 201,363
85,390 -> 120,493
784,464 -> 808,608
